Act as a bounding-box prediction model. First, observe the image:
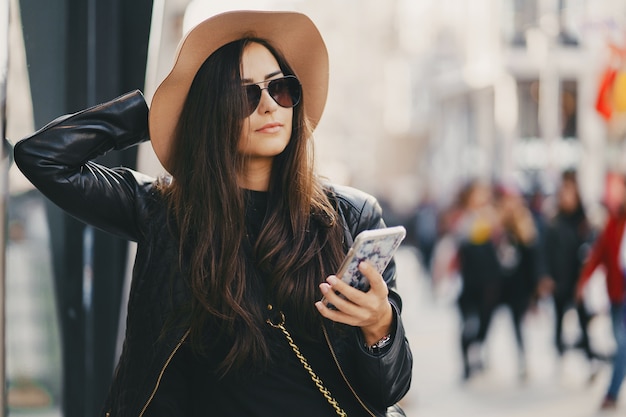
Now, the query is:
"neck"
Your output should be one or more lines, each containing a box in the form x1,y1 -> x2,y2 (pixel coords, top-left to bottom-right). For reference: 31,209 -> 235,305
238,158 -> 273,191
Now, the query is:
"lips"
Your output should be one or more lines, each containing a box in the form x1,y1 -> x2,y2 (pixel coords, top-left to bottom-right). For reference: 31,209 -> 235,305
256,122 -> 283,133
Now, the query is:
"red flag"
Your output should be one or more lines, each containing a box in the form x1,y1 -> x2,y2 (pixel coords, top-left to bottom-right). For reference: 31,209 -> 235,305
596,66 -> 617,121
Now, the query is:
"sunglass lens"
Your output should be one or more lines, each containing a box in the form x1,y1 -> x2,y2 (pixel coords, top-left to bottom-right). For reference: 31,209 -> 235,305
245,84 -> 262,114
268,77 -> 301,108
244,76 -> 302,115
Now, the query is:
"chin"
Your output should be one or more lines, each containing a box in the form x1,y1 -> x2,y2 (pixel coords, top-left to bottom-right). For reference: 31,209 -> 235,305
253,142 -> 290,156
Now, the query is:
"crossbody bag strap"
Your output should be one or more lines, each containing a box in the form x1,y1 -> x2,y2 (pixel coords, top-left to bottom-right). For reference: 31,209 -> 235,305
266,307 -> 347,417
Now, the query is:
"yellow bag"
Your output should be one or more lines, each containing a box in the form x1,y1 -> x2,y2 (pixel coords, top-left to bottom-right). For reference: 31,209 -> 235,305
612,71 -> 626,113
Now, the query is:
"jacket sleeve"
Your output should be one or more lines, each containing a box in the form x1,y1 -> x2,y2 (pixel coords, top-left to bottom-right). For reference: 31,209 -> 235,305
332,185 -> 413,408
577,219 -> 609,295
354,195 -> 413,407
13,90 -> 154,242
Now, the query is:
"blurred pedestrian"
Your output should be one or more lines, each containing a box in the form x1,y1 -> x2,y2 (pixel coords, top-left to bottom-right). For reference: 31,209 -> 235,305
408,188 -> 439,278
577,172 -> 626,411
493,184 -> 540,381
543,170 -> 599,374
452,180 -> 501,380
14,10 -> 412,416
525,182 -> 550,297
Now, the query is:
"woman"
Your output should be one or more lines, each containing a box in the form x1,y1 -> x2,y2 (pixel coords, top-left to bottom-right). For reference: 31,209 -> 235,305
544,171 -> 596,364
577,173 -> 626,411
451,180 -> 501,380
492,184 -> 539,381
14,10 -> 412,417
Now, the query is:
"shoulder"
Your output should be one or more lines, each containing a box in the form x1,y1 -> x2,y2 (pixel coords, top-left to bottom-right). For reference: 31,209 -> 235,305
323,182 -> 385,239
324,182 -> 381,215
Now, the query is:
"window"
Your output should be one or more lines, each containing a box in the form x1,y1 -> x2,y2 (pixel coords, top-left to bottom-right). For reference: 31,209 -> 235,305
503,0 -> 538,46
560,80 -> 578,138
517,80 -> 540,139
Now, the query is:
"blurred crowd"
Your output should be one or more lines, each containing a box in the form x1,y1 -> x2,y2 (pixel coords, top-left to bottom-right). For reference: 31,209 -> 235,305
398,170 -> 626,411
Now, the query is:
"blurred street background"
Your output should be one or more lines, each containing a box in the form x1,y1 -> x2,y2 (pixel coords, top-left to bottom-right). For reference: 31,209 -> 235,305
395,246 -> 620,417
5,0 -> 626,416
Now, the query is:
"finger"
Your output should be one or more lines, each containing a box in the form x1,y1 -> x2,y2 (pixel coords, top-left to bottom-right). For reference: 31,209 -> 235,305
359,262 -> 388,295
315,297 -> 361,326
325,275 -> 362,301
315,299 -> 347,321
325,274 -> 353,295
319,280 -> 359,314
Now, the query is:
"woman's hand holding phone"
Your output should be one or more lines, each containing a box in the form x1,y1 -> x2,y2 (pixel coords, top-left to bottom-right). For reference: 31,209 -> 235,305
315,261 -> 393,346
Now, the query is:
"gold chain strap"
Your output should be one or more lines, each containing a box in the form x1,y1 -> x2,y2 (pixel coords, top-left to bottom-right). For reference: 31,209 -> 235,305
267,308 -> 347,417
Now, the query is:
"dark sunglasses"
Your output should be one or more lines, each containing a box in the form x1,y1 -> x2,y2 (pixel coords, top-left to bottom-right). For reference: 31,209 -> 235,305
244,75 -> 302,116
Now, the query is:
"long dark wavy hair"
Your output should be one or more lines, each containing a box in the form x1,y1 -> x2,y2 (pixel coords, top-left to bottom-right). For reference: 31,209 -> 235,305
160,38 -> 345,376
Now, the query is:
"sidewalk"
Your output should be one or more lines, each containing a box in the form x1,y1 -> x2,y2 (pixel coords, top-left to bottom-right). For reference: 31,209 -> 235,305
394,246 -> 623,417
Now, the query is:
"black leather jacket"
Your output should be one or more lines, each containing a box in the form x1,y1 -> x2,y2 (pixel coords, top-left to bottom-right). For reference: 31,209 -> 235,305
14,90 -> 413,417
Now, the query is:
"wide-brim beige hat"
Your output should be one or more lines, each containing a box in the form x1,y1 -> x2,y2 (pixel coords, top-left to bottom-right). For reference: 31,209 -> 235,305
149,10 -> 329,171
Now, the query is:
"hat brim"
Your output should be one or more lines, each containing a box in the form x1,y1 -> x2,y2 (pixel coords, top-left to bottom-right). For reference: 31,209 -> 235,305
148,10 -> 329,172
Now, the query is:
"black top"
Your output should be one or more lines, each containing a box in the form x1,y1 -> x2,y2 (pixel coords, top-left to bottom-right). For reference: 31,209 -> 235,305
145,190 -> 367,416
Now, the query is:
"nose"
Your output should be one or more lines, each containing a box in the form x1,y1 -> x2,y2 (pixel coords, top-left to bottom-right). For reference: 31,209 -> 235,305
256,87 -> 278,114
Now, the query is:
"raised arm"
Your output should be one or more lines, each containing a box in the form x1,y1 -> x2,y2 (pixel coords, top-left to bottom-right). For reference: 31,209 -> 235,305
14,90 -> 155,241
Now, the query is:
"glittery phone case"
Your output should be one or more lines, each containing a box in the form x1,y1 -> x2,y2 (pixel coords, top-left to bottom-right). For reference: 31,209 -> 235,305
336,225 -> 406,292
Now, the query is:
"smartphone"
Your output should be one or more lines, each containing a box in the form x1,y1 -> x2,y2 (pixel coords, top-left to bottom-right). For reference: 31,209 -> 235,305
336,225 -> 406,292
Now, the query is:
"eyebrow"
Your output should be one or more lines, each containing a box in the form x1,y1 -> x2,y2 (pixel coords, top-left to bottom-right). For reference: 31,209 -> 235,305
241,70 -> 283,84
